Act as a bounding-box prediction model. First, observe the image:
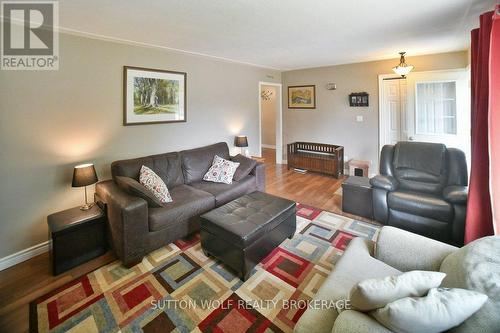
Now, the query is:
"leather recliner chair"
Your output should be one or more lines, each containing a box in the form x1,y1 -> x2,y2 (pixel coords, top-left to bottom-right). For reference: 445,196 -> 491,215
370,141 -> 468,246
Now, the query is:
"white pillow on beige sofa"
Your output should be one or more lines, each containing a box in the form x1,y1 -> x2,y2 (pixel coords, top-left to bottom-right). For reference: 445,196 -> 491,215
350,270 -> 445,311
372,287 -> 488,333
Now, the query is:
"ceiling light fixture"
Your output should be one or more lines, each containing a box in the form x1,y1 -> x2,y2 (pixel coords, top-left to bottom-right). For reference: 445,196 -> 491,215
392,52 -> 414,78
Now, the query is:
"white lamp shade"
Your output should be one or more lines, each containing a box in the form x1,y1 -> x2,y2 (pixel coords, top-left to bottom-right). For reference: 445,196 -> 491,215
392,64 -> 414,77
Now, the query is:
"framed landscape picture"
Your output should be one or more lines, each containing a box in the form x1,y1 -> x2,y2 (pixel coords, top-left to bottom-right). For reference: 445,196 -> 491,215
288,85 -> 316,109
123,66 -> 187,125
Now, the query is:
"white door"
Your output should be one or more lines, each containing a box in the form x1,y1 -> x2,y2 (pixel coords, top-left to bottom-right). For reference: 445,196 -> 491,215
405,69 -> 470,164
381,78 -> 407,145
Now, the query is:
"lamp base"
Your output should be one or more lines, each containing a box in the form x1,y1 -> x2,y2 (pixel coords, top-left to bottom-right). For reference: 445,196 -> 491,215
80,202 -> 94,211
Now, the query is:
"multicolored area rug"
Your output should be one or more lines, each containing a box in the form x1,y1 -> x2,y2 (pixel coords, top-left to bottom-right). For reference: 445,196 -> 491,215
30,204 -> 380,333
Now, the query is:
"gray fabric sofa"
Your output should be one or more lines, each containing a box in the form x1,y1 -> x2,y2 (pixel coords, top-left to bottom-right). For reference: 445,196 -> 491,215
371,142 -> 468,246
95,142 -> 265,267
294,226 -> 500,333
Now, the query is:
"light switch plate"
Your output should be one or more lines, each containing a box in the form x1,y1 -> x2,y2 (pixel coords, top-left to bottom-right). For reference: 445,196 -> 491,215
356,115 -> 363,122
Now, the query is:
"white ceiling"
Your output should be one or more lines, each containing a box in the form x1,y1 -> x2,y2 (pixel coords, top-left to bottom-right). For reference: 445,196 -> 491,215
58,0 -> 496,70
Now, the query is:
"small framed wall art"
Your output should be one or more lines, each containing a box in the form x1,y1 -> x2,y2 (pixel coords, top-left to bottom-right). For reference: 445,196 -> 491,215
123,66 -> 187,125
349,92 -> 369,107
288,85 -> 316,109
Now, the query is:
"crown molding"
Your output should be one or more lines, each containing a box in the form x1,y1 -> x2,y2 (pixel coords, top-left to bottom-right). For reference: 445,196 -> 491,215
58,27 -> 282,71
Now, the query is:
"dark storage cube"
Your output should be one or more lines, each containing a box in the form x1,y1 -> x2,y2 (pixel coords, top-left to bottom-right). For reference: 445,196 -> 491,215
48,205 -> 107,275
342,176 -> 373,219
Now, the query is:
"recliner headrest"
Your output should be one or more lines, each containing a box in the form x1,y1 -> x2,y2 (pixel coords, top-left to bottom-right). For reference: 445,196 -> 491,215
393,142 -> 446,176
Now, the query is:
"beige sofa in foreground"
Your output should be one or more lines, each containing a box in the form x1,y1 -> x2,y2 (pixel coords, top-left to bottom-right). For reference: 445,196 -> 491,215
294,226 -> 500,333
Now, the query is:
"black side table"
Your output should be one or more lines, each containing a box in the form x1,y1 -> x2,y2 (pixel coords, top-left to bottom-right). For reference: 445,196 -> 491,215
341,176 -> 373,219
48,205 -> 107,275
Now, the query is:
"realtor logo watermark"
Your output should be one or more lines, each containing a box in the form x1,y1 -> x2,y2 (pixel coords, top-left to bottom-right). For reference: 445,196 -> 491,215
1,1 -> 59,70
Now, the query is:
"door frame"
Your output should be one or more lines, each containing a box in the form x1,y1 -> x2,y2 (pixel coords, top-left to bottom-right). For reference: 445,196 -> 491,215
378,73 -> 404,153
258,81 -> 283,164
378,68 -> 470,153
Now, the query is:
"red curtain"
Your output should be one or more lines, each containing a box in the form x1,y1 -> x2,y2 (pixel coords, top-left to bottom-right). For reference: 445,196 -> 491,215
465,10 -> 495,243
490,6 -> 500,235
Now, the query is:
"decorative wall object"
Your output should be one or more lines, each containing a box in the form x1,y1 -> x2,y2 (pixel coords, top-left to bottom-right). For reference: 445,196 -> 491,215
123,66 -> 187,125
349,92 -> 369,107
288,85 -> 316,109
261,89 -> 274,100
326,83 -> 337,90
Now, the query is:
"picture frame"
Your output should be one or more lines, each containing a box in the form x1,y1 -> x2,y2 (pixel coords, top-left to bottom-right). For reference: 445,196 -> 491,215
123,66 -> 187,125
348,92 -> 369,107
288,85 -> 316,109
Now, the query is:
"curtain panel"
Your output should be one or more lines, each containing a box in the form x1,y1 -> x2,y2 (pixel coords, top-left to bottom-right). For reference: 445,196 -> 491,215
490,5 -> 500,235
465,10 -> 495,243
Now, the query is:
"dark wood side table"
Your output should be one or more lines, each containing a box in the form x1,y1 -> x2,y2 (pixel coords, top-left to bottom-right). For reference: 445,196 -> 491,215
341,176 -> 373,219
47,205 -> 107,275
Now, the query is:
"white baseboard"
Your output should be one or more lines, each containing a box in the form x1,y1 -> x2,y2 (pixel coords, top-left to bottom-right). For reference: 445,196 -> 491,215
282,159 -> 287,164
261,144 -> 276,149
0,240 -> 50,271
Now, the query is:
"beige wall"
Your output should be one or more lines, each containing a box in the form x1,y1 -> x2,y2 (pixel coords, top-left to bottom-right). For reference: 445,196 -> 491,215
281,51 -> 468,173
261,85 -> 277,146
0,33 -> 280,259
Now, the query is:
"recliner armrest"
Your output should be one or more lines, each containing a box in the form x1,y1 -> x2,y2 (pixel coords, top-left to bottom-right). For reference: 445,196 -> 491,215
443,185 -> 468,205
369,175 -> 398,191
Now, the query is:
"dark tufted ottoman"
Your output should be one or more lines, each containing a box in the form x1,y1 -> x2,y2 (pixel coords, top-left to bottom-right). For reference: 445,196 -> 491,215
200,191 -> 296,281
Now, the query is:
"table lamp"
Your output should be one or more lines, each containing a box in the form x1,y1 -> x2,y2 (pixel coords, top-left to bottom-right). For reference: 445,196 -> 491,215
72,163 -> 98,210
234,135 -> 249,156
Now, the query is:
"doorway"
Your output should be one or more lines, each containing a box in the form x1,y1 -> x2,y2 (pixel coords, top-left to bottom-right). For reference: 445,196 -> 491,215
379,76 -> 408,146
259,82 -> 283,164
379,68 -> 471,166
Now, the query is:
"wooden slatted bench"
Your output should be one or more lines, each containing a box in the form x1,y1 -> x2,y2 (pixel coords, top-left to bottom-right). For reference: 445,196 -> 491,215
287,142 -> 344,178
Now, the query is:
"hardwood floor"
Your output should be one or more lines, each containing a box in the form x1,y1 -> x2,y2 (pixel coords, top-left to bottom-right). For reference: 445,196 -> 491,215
261,148 -> 346,214
0,147 -> 366,333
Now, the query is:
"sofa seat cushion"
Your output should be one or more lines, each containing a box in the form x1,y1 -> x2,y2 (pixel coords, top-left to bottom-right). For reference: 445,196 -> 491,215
148,185 -> 215,232
190,175 -> 257,207
440,236 -> 500,332
332,310 -> 393,333
294,238 -> 401,333
388,190 -> 453,222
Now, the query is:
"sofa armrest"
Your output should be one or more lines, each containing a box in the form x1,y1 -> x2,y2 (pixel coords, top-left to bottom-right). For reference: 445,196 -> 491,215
250,162 -> 266,191
375,226 -> 457,272
96,180 -> 149,267
443,185 -> 468,205
369,175 -> 398,191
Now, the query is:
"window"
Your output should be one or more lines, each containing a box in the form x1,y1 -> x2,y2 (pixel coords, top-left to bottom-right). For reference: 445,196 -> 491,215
416,81 -> 457,135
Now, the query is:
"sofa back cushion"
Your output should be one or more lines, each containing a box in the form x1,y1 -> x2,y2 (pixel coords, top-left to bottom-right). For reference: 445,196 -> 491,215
111,152 -> 184,189
115,176 -> 164,207
440,236 -> 500,332
181,142 -> 230,184
393,142 -> 447,194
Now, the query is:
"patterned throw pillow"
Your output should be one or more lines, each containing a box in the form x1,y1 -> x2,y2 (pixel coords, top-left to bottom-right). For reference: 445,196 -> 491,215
203,155 -> 240,184
139,165 -> 173,204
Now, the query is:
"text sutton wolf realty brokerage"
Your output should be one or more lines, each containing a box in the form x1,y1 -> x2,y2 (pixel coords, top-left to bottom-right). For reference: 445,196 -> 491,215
1,1 -> 59,70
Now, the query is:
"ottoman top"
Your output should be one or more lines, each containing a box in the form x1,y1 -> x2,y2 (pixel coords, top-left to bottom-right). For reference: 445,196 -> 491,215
200,191 -> 296,248
343,175 -> 371,188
